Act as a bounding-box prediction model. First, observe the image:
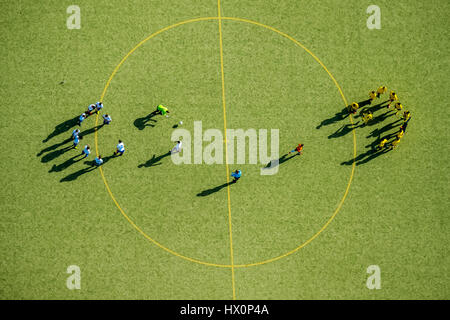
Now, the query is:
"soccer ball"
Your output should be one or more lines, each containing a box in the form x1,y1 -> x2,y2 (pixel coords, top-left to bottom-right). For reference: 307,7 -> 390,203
179,121 -> 183,125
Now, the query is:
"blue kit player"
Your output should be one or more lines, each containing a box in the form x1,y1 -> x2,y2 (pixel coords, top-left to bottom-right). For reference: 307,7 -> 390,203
86,104 -> 96,115
81,145 -> 91,158
72,128 -> 80,139
78,113 -> 87,126
231,169 -> 242,183
114,140 -> 125,156
95,102 -> 104,114
94,155 -> 104,166
102,114 -> 112,125
73,134 -> 82,149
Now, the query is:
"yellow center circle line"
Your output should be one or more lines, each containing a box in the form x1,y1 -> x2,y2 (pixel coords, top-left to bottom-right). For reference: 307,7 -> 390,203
94,16 -> 357,269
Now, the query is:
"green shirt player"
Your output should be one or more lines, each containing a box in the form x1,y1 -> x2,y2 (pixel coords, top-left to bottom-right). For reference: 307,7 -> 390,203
156,104 -> 170,116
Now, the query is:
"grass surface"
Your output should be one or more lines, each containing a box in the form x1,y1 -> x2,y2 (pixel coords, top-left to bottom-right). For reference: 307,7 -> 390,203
0,0 -> 449,299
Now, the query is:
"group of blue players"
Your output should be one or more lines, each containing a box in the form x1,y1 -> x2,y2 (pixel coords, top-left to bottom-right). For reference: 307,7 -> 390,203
72,101 -> 125,167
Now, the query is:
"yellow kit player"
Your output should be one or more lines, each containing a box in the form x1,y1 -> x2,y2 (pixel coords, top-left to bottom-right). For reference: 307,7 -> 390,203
377,86 -> 387,97
387,91 -> 398,108
369,90 -> 377,103
397,129 -> 405,140
348,102 -> 359,114
362,110 -> 373,124
402,110 -> 411,122
394,102 -> 403,116
377,138 -> 388,150
389,137 -> 401,150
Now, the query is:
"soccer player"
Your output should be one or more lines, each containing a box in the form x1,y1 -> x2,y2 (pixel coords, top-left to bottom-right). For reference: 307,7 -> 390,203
377,86 -> 387,98
114,140 -> 125,156
348,102 -> 359,114
72,128 -> 80,139
402,110 -> 411,123
389,137 -> 401,150
387,91 -> 398,108
156,104 -> 170,116
78,113 -> 87,126
94,155 -> 104,166
81,145 -> 91,158
394,102 -> 403,116
397,128 -> 404,140
362,110 -> 373,125
231,170 -> 242,183
369,90 -> 377,103
288,143 -> 304,155
86,104 -> 96,115
102,114 -> 112,125
73,134 -> 83,149
170,141 -> 182,154
95,102 -> 104,114
377,138 -> 388,150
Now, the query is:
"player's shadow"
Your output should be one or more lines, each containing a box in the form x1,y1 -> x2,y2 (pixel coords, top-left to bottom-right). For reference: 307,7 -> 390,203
366,110 -> 395,126
341,146 -> 392,166
138,151 -> 171,168
197,182 -> 232,197
357,99 -> 372,108
42,116 -> 78,143
134,112 -> 158,130
263,153 -> 298,169
363,100 -> 389,114
328,123 -> 358,139
59,164 -> 97,182
40,144 -> 74,163
48,154 -> 84,173
367,119 -> 402,139
59,155 -> 116,182
79,124 -> 105,137
37,137 -> 72,157
316,107 -> 349,129
102,155 -> 116,164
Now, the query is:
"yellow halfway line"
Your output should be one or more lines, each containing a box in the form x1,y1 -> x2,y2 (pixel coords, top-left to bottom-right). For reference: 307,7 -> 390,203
217,0 -> 237,301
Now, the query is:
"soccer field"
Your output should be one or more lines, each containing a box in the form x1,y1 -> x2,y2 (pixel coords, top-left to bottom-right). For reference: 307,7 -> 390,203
1,0 -> 449,300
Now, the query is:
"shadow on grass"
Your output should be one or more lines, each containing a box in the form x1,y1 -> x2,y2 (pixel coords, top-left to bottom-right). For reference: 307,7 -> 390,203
37,138 -> 72,157
366,119 -> 403,139
328,123 -> 358,139
59,155 -> 116,182
79,124 -> 104,137
316,107 -> 349,129
363,100 -> 389,114
59,164 -> 97,182
341,146 -> 392,166
49,154 -> 84,173
40,144 -> 74,163
138,152 -> 171,168
134,112 -> 158,130
197,182 -> 232,197
42,116 -> 78,143
263,153 -> 299,169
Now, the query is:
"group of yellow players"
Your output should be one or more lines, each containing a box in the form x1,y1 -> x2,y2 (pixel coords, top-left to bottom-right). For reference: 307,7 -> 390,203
347,86 -> 412,151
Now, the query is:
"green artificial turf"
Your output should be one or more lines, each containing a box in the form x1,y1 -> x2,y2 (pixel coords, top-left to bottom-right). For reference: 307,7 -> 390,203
0,0 -> 448,299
